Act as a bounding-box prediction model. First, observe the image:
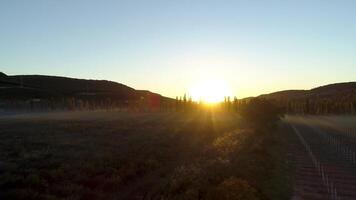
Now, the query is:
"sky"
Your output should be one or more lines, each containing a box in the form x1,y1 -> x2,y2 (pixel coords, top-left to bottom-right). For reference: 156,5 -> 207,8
1,0 -> 356,98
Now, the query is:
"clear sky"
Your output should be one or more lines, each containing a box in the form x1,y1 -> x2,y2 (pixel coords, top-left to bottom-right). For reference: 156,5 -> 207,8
1,0 -> 356,98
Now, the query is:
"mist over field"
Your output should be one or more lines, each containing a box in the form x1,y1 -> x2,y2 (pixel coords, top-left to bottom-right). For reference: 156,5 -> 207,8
0,111 -> 288,199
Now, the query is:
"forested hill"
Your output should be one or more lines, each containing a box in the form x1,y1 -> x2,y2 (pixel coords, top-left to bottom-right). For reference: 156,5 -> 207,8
0,72 -> 172,111
259,82 -> 356,114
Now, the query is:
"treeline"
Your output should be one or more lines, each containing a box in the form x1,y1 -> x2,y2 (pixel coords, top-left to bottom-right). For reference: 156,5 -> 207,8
282,98 -> 356,115
173,95 -> 254,112
0,94 -> 283,123
0,96 -> 174,113
175,95 -> 283,127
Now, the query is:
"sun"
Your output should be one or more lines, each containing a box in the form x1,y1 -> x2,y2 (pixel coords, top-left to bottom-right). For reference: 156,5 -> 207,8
188,78 -> 233,103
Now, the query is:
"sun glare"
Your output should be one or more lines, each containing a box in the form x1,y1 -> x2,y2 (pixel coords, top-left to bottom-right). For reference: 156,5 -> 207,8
188,79 -> 233,103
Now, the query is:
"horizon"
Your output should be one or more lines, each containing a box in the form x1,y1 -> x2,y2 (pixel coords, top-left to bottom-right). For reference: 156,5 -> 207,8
1,1 -> 356,99
2,71 -> 355,100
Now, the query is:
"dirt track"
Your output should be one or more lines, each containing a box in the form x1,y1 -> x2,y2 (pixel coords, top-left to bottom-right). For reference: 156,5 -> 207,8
284,115 -> 356,200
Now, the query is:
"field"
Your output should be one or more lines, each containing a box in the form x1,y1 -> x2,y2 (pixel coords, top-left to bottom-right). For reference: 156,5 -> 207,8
0,111 -> 289,200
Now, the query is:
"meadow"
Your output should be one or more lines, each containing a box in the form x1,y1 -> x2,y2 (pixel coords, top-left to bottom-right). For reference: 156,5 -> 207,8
0,111 -> 290,200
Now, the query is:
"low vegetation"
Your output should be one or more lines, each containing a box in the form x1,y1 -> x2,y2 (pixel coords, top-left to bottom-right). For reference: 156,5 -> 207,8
0,110 -> 290,200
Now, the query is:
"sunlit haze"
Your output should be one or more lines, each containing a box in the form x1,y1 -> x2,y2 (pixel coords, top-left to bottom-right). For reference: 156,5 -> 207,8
188,78 -> 232,103
1,0 -> 356,99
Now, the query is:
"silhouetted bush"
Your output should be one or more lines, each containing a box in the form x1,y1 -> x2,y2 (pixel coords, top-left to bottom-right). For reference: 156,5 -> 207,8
240,98 -> 283,128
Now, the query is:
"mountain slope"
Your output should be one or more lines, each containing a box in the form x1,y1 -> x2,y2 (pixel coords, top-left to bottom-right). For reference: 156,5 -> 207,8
260,82 -> 356,101
310,82 -> 356,97
0,72 -> 170,101
259,82 -> 356,114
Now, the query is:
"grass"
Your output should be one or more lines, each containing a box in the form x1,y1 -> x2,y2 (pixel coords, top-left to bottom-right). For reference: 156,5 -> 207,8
0,111 -> 291,200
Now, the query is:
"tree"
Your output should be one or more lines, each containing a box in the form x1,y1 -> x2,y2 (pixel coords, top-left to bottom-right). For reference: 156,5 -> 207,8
233,96 -> 238,112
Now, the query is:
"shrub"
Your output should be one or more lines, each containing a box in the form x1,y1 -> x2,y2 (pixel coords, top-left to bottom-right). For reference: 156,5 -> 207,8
240,98 -> 283,128
207,177 -> 259,200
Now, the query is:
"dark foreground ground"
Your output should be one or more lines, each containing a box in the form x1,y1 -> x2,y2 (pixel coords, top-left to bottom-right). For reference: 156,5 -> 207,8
0,111 -> 290,200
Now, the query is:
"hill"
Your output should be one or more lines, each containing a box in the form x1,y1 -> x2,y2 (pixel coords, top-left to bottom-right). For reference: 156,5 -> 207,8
259,90 -> 307,101
0,72 -> 168,100
0,72 -> 172,111
259,82 -> 356,114
260,82 -> 356,101
310,82 -> 356,97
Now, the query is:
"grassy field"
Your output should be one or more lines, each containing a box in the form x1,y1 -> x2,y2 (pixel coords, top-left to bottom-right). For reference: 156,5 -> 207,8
0,111 -> 290,200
